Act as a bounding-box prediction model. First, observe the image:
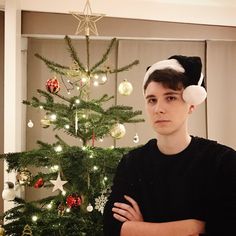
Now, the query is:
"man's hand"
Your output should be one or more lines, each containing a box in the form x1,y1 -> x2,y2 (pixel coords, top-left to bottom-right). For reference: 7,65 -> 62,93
112,195 -> 144,222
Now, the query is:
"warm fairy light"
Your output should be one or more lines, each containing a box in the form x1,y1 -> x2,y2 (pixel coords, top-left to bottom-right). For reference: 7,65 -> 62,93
103,176 -> 108,181
75,99 -> 80,104
47,203 -> 52,209
64,124 -> 70,129
94,74 -> 99,79
93,80 -> 99,87
62,190 -> 67,196
54,145 -> 62,152
39,105 -> 44,109
50,114 -> 57,121
93,166 -> 98,171
32,215 -> 38,222
82,146 -> 86,151
101,74 -> 108,83
82,77 -> 88,83
89,154 -> 94,158
51,165 -> 59,172
66,208 -> 71,213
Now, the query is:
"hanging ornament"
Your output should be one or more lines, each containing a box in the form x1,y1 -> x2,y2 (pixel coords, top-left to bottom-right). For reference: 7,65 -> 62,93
75,111 -> 78,134
66,193 -> 82,208
110,123 -> 126,139
40,117 -> 50,128
16,168 -> 32,185
34,178 -> 44,188
21,224 -> 32,236
46,77 -> 60,94
27,120 -> 34,128
2,182 -> 16,201
118,79 -> 133,96
57,202 -> 66,216
133,133 -> 140,143
86,203 -> 93,212
0,225 -> 5,236
95,193 -> 108,214
50,173 -> 68,192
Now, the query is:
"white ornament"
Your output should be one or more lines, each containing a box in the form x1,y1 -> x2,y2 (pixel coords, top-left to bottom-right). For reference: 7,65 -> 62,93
50,173 -> 68,192
133,133 -> 140,143
110,123 -> 126,139
2,182 -> 16,201
95,194 -> 108,214
27,120 -> 34,128
118,80 -> 133,96
86,203 -> 94,212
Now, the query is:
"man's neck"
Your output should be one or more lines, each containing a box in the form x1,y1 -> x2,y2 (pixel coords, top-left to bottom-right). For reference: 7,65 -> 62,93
156,132 -> 191,155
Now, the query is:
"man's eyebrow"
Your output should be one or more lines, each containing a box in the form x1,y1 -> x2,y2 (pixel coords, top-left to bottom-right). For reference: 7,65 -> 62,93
163,91 -> 181,96
145,91 -> 181,99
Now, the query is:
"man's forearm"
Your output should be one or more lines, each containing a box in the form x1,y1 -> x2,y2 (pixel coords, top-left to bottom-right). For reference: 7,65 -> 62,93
121,219 -> 205,236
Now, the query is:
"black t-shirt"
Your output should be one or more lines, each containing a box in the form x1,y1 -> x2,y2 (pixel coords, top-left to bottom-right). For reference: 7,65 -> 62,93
103,136 -> 236,236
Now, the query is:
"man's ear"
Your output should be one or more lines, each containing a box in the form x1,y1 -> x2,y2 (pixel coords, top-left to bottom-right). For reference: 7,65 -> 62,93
188,105 -> 196,114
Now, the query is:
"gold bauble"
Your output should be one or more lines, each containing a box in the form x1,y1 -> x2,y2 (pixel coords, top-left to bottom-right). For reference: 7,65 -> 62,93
16,168 -> 32,185
0,225 -> 5,236
118,79 -> 133,96
40,118 -> 51,128
110,123 -> 126,139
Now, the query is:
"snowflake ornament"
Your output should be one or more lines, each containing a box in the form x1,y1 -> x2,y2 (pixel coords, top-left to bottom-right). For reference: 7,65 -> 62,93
95,194 -> 108,214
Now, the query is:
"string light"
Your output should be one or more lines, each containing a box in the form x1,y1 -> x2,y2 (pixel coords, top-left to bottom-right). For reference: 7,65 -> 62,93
32,215 -> 38,222
64,124 -> 70,129
50,114 -> 57,121
54,145 -> 62,152
93,166 -> 98,171
51,165 -> 59,172
47,203 -> 53,209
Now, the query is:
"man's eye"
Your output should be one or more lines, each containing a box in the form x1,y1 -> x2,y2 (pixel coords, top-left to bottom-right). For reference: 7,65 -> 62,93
166,96 -> 177,101
147,98 -> 156,104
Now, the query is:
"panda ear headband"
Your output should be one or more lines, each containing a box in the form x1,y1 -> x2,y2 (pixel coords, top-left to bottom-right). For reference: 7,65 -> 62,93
143,55 -> 207,105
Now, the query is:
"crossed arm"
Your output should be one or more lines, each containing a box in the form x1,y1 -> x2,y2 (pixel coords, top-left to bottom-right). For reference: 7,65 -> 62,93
112,195 -> 205,236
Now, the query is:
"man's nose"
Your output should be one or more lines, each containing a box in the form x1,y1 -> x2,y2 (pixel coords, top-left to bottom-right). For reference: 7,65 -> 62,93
154,100 -> 165,114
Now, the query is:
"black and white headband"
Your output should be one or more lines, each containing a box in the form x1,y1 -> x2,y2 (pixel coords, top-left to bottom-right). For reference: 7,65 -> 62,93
143,56 -> 207,105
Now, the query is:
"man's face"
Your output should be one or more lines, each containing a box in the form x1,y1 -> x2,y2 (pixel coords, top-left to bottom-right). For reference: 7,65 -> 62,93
144,81 -> 192,136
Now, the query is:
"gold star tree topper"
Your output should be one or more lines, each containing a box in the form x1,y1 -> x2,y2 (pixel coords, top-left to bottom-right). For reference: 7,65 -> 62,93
71,0 -> 105,36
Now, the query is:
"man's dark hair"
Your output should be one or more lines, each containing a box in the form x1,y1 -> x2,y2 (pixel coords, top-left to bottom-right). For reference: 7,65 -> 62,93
143,68 -> 190,92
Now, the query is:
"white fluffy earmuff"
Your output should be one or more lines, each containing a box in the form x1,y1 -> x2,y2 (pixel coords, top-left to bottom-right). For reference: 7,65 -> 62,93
182,73 -> 207,105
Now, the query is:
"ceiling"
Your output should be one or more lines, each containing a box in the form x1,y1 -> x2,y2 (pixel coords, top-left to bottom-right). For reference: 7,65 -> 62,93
1,0 -> 236,27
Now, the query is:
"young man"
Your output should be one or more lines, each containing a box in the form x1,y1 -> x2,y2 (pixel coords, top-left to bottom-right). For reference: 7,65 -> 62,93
103,55 -> 236,236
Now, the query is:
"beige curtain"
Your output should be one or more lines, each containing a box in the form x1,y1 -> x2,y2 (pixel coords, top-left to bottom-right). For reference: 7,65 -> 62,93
116,40 -> 206,147
206,41 -> 236,149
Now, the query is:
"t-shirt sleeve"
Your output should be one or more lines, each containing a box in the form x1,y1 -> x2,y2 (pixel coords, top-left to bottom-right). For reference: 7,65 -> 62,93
103,153 -> 136,236
206,148 -> 236,235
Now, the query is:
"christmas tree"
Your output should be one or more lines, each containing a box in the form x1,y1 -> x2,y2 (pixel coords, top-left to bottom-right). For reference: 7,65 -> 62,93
0,33 -> 143,235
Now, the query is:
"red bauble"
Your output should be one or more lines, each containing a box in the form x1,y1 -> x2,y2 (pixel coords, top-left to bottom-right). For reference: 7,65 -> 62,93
46,78 -> 60,94
66,193 -> 82,208
34,178 -> 44,188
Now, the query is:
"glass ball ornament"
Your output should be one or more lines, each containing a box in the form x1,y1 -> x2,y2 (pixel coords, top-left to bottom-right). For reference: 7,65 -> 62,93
86,203 -> 93,212
16,168 -> 32,185
46,77 -> 60,94
110,123 -> 126,139
0,225 -> 5,236
27,120 -> 34,128
133,133 -> 140,143
118,79 -> 133,96
2,182 -> 16,201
